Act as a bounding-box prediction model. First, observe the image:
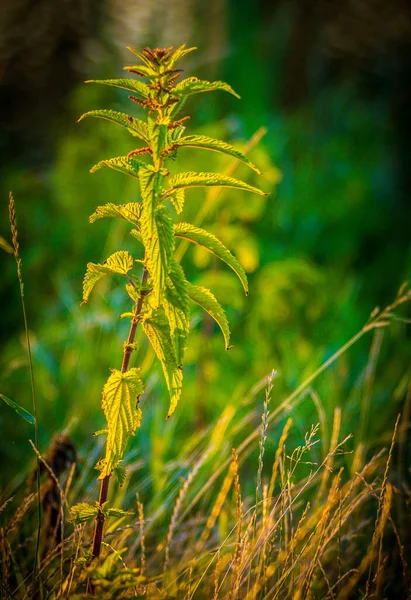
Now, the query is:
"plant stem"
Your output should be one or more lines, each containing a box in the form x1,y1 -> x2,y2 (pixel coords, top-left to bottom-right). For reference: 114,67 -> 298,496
91,267 -> 149,560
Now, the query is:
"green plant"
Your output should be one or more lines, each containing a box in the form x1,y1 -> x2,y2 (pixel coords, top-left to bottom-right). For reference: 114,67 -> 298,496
71,45 -> 267,559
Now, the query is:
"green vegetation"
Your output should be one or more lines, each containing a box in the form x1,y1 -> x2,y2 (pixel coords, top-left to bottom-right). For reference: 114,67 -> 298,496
72,45 -> 266,560
0,40 -> 410,600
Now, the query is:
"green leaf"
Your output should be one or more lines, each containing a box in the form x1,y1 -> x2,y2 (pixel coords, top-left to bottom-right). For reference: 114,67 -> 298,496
140,168 -> 175,306
70,502 -> 98,525
176,135 -> 261,174
89,202 -> 141,226
141,309 -> 183,418
78,110 -> 149,142
82,250 -> 133,304
187,283 -> 231,349
98,368 -> 144,479
167,45 -> 197,68
105,507 -> 134,518
163,260 -> 190,365
173,77 -> 240,99
85,78 -> 150,98
90,155 -> 146,179
123,64 -> 159,80
168,189 -> 185,215
126,46 -> 154,68
0,394 -> 35,425
113,466 -> 127,486
174,223 -> 248,294
130,228 -> 143,244
165,172 -> 267,197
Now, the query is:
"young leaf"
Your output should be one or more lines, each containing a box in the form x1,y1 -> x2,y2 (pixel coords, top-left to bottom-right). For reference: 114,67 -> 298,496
128,230 -> 142,246
113,465 -> 127,486
82,250 -> 133,304
105,507 -> 134,518
78,110 -> 149,142
176,135 -> 261,174
165,172 -> 267,197
89,202 -> 141,227
174,223 -> 248,294
98,368 -> 144,479
141,309 -> 183,418
163,260 -> 190,365
90,155 -> 146,179
85,78 -> 150,98
187,283 -> 231,349
166,45 -> 197,69
173,77 -> 240,99
126,46 -> 154,67
70,502 -> 98,525
0,394 -> 36,425
123,64 -> 159,80
168,189 -> 185,215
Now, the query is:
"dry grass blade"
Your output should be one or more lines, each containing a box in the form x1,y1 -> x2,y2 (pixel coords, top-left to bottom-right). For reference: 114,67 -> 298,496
8,192 -> 42,589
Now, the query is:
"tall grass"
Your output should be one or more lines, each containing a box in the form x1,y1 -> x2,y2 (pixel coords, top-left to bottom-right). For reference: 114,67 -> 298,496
1,284 -> 410,598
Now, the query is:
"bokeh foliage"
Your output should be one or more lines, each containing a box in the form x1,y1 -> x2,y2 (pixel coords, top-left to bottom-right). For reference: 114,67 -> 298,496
0,0 -> 410,500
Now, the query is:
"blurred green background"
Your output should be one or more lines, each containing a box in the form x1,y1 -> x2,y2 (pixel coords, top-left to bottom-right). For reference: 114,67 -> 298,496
0,0 -> 410,491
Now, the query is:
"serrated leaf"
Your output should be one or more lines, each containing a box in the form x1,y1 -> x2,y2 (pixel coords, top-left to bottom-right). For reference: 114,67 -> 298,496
0,394 -> 35,425
89,202 -> 141,226
176,135 -> 261,174
98,368 -> 144,479
126,46 -> 154,67
167,45 -> 197,68
163,260 -> 190,365
106,507 -> 134,518
165,172 -> 267,197
130,228 -> 143,244
90,155 -> 146,179
173,77 -> 240,99
78,110 -> 149,142
140,167 -> 175,306
124,64 -> 159,79
174,223 -> 248,294
141,310 -> 182,418
82,250 -> 133,304
169,189 -> 185,214
187,283 -> 231,349
113,466 -> 127,486
85,78 -> 150,98
70,502 -> 98,524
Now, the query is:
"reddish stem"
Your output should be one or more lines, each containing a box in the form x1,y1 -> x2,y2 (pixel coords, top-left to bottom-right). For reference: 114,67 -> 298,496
90,268 -> 149,562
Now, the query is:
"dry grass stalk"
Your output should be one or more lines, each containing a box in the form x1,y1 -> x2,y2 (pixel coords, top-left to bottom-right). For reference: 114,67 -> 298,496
336,482 -> 393,600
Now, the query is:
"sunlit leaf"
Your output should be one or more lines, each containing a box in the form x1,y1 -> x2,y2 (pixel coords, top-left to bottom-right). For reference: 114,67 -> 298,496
165,172 -> 267,197
174,223 -> 248,294
141,309 -> 182,418
176,135 -> 261,174
89,202 -> 141,226
98,368 -> 144,479
82,251 -> 133,304
173,77 -> 240,99
187,283 -> 231,349
85,78 -> 150,98
70,502 -> 98,525
78,110 -> 149,142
